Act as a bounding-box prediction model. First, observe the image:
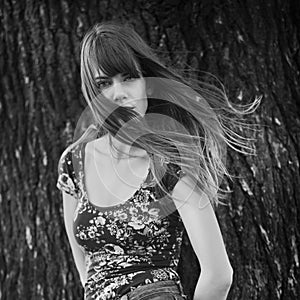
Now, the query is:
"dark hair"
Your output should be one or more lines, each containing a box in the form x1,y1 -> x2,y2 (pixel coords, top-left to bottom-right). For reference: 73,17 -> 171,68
65,21 -> 262,208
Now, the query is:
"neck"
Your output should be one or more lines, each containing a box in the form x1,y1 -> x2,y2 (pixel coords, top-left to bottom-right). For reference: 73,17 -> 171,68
107,134 -> 146,161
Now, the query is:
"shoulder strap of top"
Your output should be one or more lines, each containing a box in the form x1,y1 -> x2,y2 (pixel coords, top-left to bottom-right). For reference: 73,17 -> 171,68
56,146 -> 81,198
159,163 -> 186,194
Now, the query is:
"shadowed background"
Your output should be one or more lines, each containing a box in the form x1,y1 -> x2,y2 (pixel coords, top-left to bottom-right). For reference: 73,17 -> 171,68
0,0 -> 299,299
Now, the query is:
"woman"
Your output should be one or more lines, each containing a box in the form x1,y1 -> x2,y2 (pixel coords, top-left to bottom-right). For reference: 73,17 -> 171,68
56,22 -> 261,300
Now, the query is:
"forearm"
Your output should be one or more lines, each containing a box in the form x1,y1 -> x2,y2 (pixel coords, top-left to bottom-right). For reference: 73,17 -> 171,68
71,247 -> 87,287
193,272 -> 233,300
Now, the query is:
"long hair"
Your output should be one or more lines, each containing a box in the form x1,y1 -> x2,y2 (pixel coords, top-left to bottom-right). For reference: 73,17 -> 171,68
65,21 -> 262,208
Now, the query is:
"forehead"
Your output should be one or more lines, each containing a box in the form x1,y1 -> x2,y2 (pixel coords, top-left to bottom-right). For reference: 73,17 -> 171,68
89,52 -> 141,80
93,66 -> 141,79
94,69 -> 107,78
93,69 -> 127,80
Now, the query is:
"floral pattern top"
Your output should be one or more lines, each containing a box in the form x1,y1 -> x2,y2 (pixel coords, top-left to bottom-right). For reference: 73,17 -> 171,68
56,142 -> 186,300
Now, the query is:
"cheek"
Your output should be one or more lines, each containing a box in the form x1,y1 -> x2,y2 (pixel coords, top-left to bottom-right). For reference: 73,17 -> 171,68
140,97 -> 148,107
141,98 -> 148,114
101,88 -> 112,100
130,84 -> 146,100
135,85 -> 146,98
134,92 -> 148,115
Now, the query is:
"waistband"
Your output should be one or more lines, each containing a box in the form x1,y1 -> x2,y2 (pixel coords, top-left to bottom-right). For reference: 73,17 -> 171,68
119,279 -> 187,300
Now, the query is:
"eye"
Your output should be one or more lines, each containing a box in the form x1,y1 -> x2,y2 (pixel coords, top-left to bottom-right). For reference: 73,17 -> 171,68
124,73 -> 139,81
96,80 -> 111,90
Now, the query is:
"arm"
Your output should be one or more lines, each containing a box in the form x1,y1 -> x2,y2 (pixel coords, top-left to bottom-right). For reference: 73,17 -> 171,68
172,176 -> 233,300
62,191 -> 87,287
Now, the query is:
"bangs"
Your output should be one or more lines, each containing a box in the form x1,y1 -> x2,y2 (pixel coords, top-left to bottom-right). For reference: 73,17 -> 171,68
88,35 -> 141,78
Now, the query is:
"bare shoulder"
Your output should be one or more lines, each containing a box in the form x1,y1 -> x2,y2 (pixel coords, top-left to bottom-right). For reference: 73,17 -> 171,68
85,135 -> 110,157
172,175 -> 211,210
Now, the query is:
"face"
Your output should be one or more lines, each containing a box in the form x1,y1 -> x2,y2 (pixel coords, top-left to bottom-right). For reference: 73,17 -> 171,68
94,69 -> 148,117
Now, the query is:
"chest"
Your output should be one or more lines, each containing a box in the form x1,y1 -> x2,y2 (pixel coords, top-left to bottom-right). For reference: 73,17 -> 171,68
74,185 -> 183,254
83,152 -> 151,208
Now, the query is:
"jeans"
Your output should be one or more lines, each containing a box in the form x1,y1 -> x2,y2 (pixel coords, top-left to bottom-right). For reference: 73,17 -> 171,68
119,280 -> 188,300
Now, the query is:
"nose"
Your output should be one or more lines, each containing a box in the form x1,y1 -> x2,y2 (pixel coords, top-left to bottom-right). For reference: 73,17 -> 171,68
112,82 -> 128,105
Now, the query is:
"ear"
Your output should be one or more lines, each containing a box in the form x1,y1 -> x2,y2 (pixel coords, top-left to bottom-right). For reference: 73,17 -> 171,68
147,87 -> 153,96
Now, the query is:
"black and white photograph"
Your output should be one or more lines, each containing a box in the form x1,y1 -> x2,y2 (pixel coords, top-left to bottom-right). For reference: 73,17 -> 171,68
0,1 -> 299,299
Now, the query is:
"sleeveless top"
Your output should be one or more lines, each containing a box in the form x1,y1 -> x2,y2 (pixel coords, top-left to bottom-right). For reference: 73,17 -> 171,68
56,142 -> 186,300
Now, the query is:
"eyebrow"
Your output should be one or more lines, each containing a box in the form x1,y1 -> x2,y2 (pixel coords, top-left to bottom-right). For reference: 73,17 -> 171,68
94,75 -> 109,80
94,72 -> 138,81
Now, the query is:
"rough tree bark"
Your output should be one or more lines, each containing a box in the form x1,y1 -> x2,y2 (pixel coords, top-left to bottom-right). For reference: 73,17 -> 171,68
0,0 -> 299,299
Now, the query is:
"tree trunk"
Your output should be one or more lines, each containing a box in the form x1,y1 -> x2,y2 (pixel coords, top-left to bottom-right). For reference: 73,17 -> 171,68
0,0 -> 299,299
